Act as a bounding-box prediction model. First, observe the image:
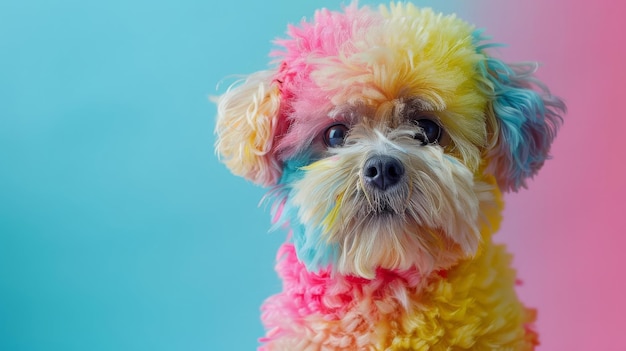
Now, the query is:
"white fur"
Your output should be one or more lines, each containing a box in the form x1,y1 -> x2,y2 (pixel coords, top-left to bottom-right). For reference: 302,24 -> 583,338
291,123 -> 495,278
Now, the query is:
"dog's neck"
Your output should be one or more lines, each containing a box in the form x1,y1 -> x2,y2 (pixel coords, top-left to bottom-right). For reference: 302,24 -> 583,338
268,190 -> 503,315
259,190 -> 537,350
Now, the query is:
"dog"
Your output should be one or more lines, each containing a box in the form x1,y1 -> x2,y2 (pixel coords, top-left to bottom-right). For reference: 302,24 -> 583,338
215,3 -> 564,350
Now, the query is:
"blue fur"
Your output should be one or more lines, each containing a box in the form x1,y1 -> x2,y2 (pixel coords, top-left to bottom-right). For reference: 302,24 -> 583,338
472,29 -> 505,51
267,155 -> 339,272
473,29 -> 565,191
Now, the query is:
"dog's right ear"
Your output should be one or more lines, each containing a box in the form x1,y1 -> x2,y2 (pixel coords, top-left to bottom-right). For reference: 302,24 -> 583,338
478,58 -> 565,192
215,70 -> 283,186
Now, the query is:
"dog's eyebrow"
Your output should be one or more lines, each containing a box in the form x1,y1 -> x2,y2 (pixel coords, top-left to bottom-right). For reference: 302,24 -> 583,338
391,98 -> 444,128
328,103 -> 372,122
403,98 -> 439,114
417,98 -> 440,111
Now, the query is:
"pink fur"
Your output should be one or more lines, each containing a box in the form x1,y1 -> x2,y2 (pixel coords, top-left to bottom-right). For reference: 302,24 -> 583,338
260,243 -> 427,348
215,3 -> 564,349
272,4 -> 382,160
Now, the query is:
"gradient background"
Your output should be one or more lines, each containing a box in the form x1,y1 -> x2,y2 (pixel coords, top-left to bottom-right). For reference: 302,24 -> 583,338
1,0 -> 624,350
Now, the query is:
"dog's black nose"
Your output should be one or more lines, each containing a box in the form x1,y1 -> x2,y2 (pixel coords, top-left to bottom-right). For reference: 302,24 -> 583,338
363,155 -> 404,191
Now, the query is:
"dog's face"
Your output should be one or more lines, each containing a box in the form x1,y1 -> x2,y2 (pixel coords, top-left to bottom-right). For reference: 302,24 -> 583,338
216,3 -> 563,278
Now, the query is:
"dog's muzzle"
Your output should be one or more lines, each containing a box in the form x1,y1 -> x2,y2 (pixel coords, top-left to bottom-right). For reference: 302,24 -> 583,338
363,155 -> 405,191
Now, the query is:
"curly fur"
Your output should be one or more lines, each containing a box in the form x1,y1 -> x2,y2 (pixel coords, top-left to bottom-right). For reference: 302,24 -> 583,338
214,2 -> 564,350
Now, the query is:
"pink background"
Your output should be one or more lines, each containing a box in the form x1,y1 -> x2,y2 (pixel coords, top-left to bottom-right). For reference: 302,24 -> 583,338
467,1 -> 626,349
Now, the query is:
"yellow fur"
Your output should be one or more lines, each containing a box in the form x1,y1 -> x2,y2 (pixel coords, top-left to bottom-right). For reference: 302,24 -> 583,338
215,70 -> 282,186
313,4 -> 489,172
387,181 -> 537,350
215,3 -> 556,349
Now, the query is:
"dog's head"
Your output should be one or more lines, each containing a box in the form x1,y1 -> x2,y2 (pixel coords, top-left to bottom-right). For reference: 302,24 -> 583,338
215,3 -> 564,278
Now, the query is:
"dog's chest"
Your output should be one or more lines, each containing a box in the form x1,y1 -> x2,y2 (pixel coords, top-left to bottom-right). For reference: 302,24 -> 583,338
259,242 -> 537,351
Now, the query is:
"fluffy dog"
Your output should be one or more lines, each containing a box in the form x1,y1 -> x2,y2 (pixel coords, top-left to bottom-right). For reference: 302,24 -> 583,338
215,3 -> 564,350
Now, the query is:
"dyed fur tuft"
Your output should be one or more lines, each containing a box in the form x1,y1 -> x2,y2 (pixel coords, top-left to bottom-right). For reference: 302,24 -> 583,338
215,2 -> 564,350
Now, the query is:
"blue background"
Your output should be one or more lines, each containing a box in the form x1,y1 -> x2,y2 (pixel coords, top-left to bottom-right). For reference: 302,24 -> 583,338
0,1 -> 468,350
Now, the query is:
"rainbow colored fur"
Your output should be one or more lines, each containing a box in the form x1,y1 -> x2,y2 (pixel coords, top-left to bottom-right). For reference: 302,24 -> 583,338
215,3 -> 564,350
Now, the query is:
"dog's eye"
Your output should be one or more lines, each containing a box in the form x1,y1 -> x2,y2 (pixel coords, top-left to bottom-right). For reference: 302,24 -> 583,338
413,119 -> 442,145
324,124 -> 349,147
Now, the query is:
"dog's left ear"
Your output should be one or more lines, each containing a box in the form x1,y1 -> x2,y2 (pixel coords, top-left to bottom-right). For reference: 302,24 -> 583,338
479,57 -> 566,192
215,70 -> 284,186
